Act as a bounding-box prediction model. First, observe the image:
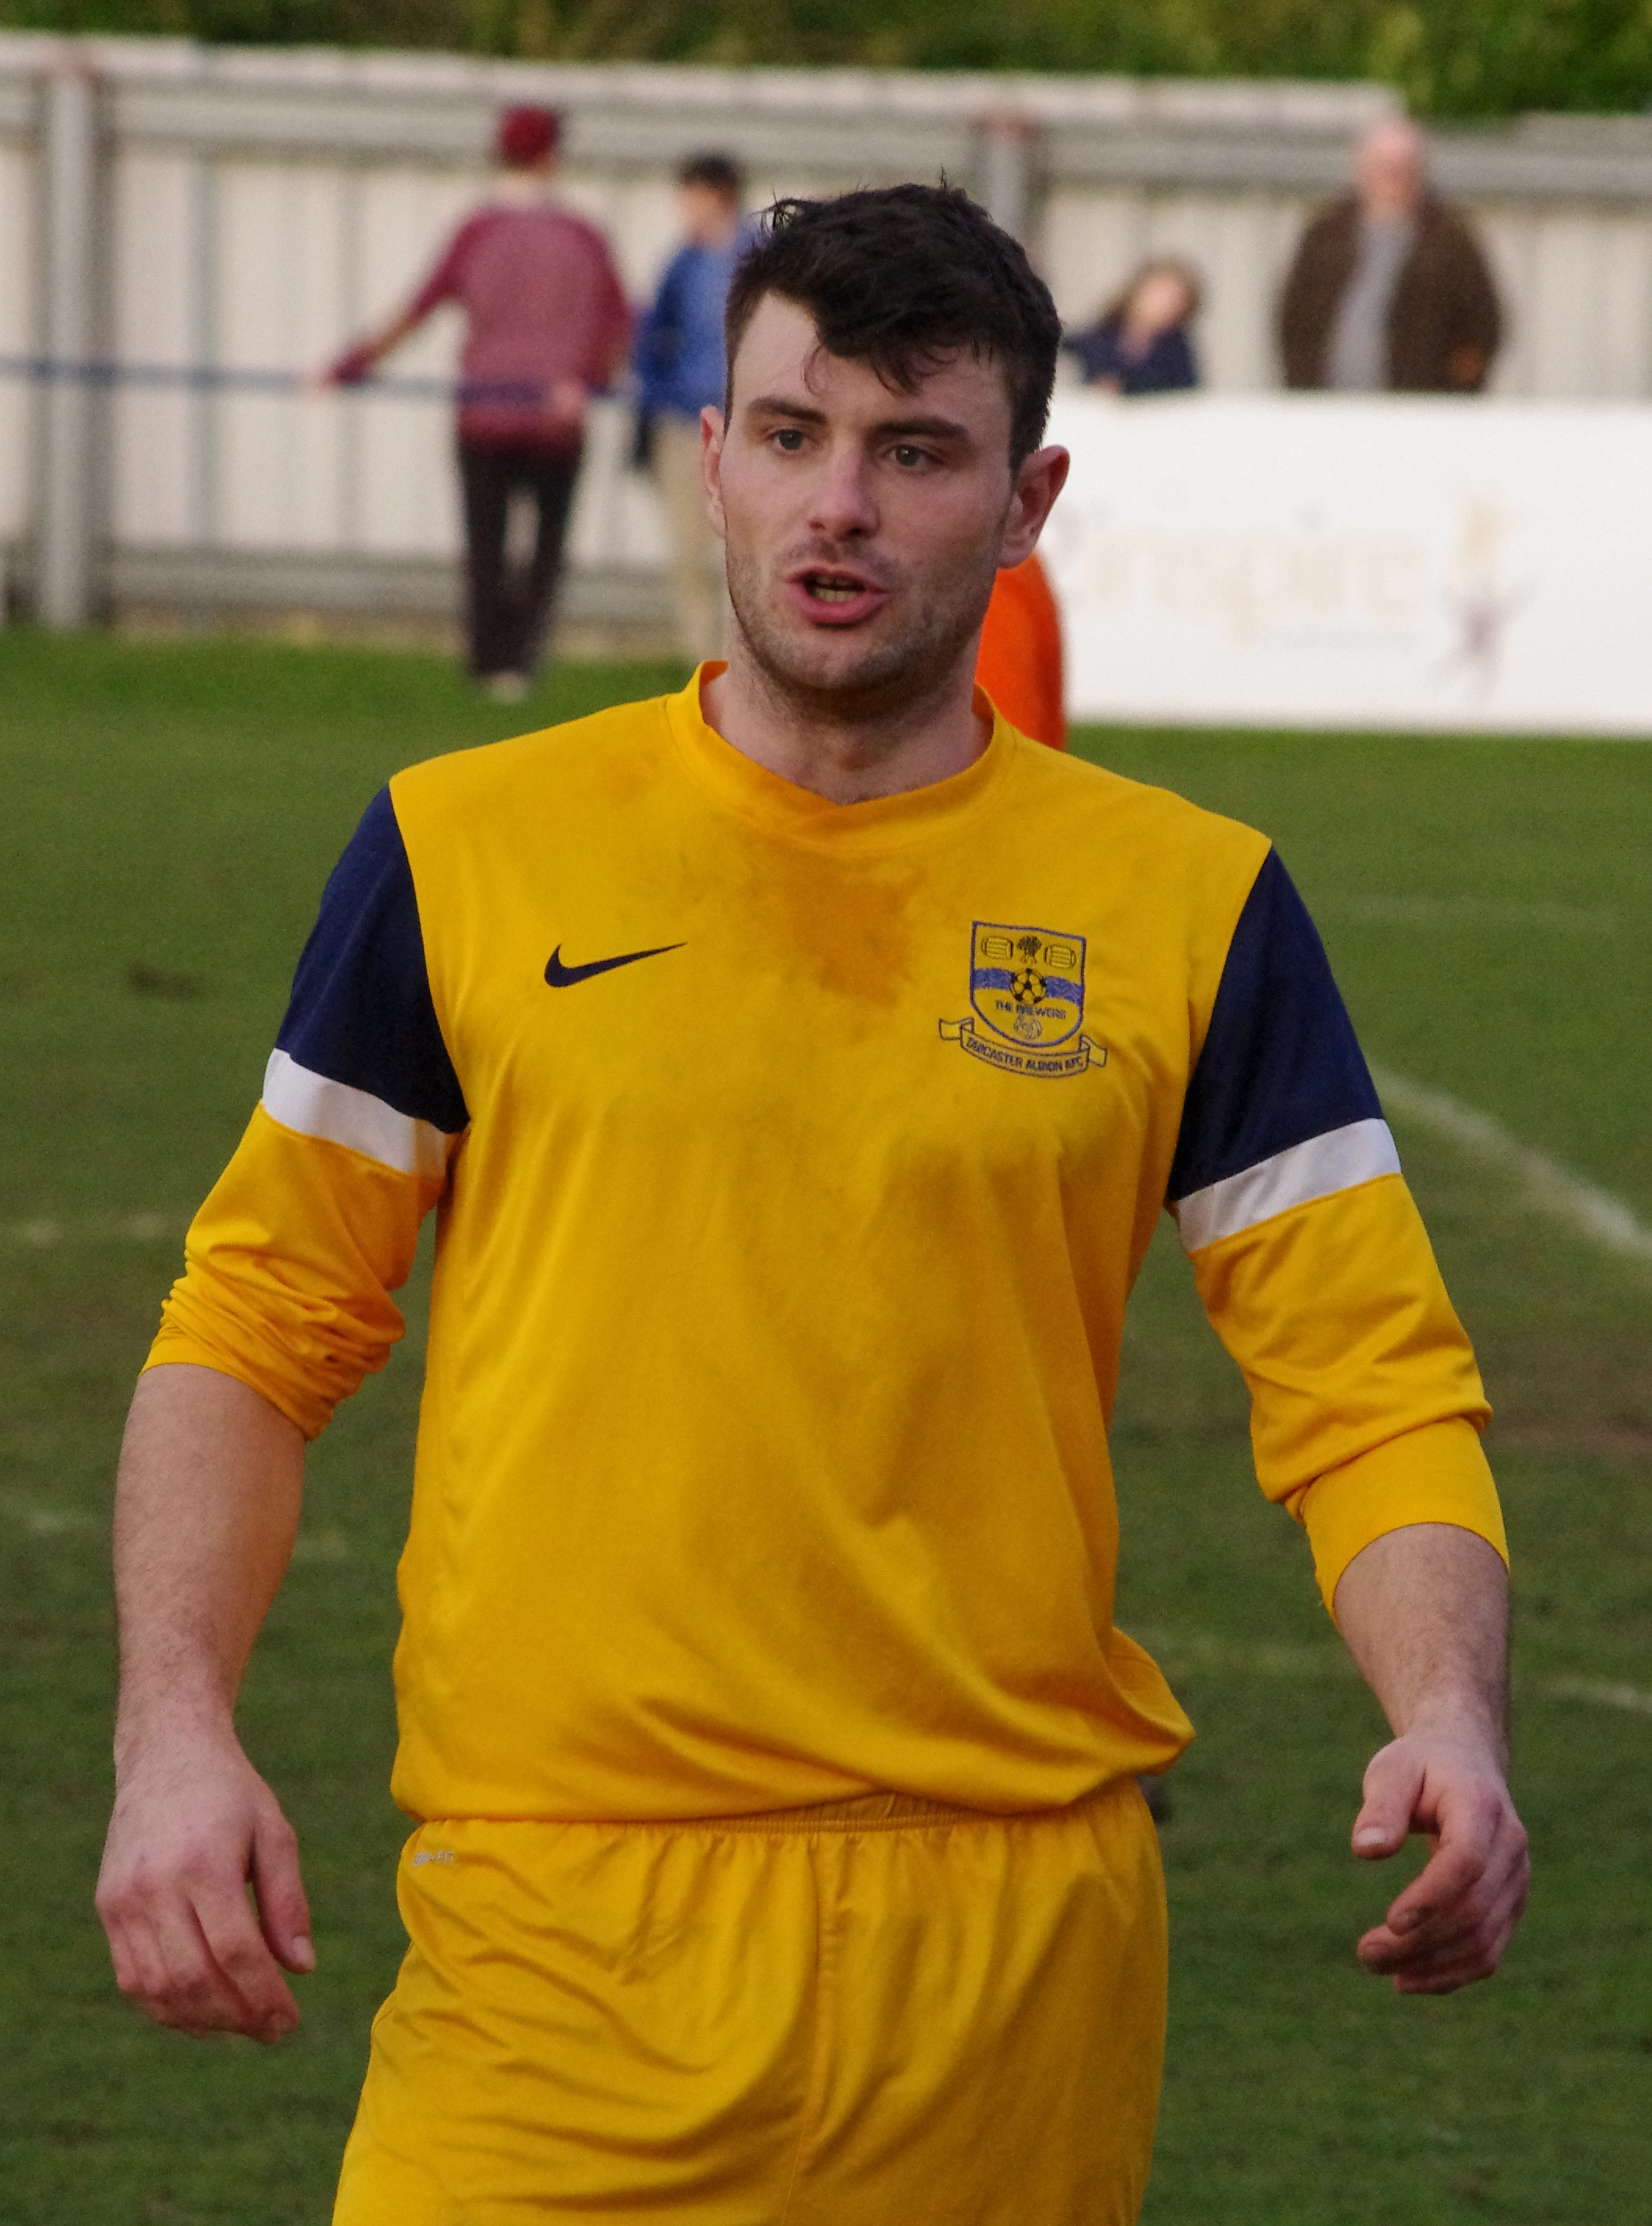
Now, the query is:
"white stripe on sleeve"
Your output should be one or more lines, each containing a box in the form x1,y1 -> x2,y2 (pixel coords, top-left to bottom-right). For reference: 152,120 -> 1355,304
1171,1117 -> 1400,1253
261,1048 -> 454,1180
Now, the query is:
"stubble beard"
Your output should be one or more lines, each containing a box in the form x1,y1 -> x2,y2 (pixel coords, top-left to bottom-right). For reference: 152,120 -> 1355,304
724,532 -> 1004,729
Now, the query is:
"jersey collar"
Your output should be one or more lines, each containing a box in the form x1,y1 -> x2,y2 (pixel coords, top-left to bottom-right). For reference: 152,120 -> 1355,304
664,664 -> 1017,851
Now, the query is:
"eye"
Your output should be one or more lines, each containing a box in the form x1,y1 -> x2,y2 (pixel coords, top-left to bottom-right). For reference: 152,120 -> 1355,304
771,427 -> 806,452
891,443 -> 933,470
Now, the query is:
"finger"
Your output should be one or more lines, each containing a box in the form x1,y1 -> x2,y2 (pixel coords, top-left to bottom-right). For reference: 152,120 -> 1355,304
1393,1955 -> 1503,1996
1357,1850 -> 1526,1980
127,1846 -> 296,2039
1360,1874 -> 1505,1966
193,1882 -> 300,2039
96,1877 -> 146,1997
1385,1791 -> 1527,1942
1359,1916 -> 1497,1974
1365,1923 -> 1510,1992
1382,1831 -> 1489,1937
99,1862 -> 238,2031
103,1904 -> 168,2009
127,1887 -> 268,2035
1390,1873 -> 1529,1995
249,1806 -> 315,1975
1351,1743 -> 1423,1859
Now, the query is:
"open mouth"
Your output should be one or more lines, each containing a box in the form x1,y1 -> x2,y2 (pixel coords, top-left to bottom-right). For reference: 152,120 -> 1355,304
798,569 -> 880,604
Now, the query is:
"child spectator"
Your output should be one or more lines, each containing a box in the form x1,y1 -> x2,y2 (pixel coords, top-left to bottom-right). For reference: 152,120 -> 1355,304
1063,260 -> 1202,396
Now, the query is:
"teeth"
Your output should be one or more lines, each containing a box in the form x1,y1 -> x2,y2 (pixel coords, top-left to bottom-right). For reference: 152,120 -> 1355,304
807,579 -> 862,602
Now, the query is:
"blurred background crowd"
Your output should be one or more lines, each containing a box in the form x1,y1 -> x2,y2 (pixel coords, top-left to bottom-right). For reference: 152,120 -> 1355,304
3,13 -> 1644,726
310,102 -> 1504,694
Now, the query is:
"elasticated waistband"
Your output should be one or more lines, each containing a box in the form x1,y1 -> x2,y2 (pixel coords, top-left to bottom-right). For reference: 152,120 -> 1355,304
640,1784 -> 1122,1837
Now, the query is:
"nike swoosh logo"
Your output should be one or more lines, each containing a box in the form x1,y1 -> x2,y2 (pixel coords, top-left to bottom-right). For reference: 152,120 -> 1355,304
544,941 -> 683,988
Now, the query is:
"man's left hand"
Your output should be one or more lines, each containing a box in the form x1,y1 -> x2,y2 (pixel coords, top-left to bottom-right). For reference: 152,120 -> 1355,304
1350,1726 -> 1529,1994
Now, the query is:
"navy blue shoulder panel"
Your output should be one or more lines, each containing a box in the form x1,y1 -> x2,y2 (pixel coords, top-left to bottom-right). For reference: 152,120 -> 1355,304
275,787 -> 470,1133
1167,850 -> 1379,1203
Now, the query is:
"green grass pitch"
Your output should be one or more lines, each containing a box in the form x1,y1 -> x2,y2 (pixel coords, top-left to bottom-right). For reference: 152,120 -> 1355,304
2,631 -> 1648,2224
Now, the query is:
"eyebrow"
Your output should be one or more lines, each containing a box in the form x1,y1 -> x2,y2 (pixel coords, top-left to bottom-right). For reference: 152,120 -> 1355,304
743,394 -> 974,443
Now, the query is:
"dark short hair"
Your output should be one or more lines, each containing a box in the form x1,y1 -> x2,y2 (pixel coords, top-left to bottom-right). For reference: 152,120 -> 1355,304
724,185 -> 1061,468
496,106 -> 560,168
679,151 -> 745,199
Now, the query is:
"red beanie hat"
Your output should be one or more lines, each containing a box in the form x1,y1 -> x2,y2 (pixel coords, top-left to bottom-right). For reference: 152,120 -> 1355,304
496,106 -> 561,167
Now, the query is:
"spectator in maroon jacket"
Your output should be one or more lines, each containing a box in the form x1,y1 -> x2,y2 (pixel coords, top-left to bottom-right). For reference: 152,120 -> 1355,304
324,106 -> 631,700
1278,118 -> 1502,396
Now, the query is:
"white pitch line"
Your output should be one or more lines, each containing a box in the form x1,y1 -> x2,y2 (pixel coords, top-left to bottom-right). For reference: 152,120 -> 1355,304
0,1493 -> 349,1565
1543,1676 -> 1652,1719
1369,1063 -> 1652,1267
0,1493 -> 99,1537
1325,895 -> 1619,934
0,1213 -> 181,1248
1137,1628 -> 1652,1720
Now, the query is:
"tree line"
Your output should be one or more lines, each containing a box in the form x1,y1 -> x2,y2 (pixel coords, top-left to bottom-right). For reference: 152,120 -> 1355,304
3,0 -> 1650,118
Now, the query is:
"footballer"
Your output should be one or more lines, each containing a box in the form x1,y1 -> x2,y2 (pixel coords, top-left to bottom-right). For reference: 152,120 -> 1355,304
97,185 -> 1528,2224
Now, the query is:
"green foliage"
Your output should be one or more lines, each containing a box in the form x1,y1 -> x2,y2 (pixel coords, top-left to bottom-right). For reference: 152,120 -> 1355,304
2,0 -> 1652,115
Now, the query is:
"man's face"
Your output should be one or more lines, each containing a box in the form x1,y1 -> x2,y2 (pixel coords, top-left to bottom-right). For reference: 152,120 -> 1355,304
704,293 -> 1064,721
679,183 -> 740,247
1356,123 -> 1425,220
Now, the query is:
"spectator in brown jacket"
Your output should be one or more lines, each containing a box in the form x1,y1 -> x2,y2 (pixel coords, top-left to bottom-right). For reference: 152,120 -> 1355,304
1279,119 -> 1502,395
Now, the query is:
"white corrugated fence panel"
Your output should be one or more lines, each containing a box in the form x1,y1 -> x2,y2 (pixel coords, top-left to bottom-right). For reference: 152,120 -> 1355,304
354,163 -> 468,557
214,162 -> 348,547
1596,217 -> 1652,396
6,35 -> 1652,638
110,150 -> 194,544
0,138 -> 34,544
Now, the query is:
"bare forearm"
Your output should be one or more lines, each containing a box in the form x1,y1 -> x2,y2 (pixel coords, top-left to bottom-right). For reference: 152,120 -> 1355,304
1332,1521 -> 1528,1992
113,1364 -> 304,1751
100,1364 -> 314,2041
1333,1522 -> 1509,1757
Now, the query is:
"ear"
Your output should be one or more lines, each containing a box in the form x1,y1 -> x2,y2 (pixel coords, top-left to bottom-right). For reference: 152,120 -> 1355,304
701,405 -> 728,539
997,445 -> 1070,569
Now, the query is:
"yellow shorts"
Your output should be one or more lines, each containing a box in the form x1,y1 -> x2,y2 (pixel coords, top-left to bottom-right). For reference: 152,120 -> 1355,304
333,1782 -> 1166,2225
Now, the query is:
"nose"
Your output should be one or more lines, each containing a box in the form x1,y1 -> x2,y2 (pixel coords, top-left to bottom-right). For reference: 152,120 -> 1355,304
807,440 -> 879,542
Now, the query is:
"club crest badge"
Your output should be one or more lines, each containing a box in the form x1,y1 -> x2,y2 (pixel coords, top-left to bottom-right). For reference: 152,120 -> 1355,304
940,923 -> 1106,1078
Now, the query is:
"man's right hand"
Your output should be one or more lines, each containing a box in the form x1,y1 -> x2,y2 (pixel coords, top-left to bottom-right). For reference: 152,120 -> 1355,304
96,1724 -> 314,2043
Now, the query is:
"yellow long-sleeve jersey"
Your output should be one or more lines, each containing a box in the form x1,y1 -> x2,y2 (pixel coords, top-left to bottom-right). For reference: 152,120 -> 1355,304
149,676 -> 1503,1823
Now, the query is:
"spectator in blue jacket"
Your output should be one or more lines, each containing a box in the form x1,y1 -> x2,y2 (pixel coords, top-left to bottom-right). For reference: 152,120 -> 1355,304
636,152 -> 752,661
1063,259 -> 1202,396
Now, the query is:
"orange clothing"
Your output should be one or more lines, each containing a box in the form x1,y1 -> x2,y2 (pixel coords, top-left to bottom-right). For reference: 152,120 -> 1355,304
976,554 -> 1066,749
